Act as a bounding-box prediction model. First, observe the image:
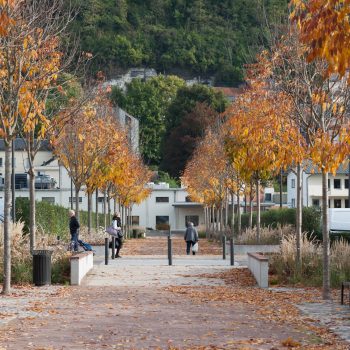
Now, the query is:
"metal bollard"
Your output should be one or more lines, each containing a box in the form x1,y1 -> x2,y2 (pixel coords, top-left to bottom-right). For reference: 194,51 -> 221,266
230,238 -> 234,266
105,237 -> 109,265
112,237 -> 115,259
222,235 -> 226,260
168,234 -> 172,266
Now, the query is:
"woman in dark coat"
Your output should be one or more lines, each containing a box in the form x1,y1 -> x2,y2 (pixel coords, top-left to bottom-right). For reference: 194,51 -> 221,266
69,209 -> 80,251
112,213 -> 123,258
184,222 -> 199,255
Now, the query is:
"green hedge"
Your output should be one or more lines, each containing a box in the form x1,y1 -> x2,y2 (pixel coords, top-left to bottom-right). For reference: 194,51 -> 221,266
16,198 -> 106,240
234,207 -> 321,238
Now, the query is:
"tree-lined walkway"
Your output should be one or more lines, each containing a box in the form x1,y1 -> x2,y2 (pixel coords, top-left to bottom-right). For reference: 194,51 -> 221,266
0,238 -> 349,349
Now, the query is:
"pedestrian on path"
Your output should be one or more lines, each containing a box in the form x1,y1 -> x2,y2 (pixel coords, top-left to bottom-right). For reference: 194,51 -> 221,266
69,209 -> 80,252
112,212 -> 123,258
184,222 -> 199,255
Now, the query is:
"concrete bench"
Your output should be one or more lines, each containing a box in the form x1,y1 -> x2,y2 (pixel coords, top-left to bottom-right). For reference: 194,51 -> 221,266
70,251 -> 94,286
247,252 -> 269,288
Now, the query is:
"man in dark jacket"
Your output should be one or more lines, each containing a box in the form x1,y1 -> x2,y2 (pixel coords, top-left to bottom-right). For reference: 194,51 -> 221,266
184,222 -> 199,255
69,209 -> 80,252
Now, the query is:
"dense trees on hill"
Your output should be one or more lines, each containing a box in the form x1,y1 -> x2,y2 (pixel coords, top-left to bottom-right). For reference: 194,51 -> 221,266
68,0 -> 288,85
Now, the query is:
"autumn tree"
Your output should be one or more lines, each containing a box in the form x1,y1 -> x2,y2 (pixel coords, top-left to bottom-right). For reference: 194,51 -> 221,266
0,0 -> 71,293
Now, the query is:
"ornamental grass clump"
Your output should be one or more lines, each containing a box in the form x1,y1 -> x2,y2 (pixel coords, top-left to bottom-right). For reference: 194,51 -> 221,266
236,225 -> 293,245
270,233 -> 350,287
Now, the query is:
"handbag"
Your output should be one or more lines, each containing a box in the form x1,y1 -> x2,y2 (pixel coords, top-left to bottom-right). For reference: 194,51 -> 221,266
192,242 -> 198,253
106,225 -> 119,237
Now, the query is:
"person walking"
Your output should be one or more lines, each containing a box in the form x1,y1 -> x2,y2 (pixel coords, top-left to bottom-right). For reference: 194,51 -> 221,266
69,209 -> 80,252
112,212 -> 123,258
184,222 -> 199,255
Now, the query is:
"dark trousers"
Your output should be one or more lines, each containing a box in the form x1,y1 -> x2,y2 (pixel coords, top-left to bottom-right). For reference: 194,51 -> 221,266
71,232 -> 78,251
186,241 -> 196,255
111,238 -> 123,257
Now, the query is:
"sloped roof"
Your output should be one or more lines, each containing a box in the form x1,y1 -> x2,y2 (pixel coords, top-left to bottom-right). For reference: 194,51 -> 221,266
304,161 -> 350,175
0,139 -> 51,151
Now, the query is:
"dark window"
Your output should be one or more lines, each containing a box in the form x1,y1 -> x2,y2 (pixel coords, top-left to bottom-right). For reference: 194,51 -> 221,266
345,179 -> 349,189
156,216 -> 169,230
42,197 -> 55,204
97,196 -> 105,203
346,199 -> 349,208
328,179 -> 330,189
156,197 -> 169,203
185,196 -> 192,202
265,193 -> 272,201
291,179 -> 295,188
312,199 -> 320,207
15,173 -> 27,189
291,198 -> 295,208
185,215 -> 199,227
69,197 -> 82,203
334,179 -> 341,189
334,199 -> 342,208
0,158 -> 2,167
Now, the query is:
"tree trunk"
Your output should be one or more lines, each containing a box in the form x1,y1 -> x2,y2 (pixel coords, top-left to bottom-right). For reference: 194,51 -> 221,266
107,190 -> 111,226
296,163 -> 302,268
113,198 -> 117,214
95,189 -> 99,232
249,179 -> 253,228
322,171 -> 331,300
237,189 -> 241,234
28,166 -> 36,252
219,202 -> 223,238
75,186 -> 80,221
231,192 -> 235,237
103,190 -> 107,229
225,194 -> 228,229
256,178 -> 261,242
87,192 -> 92,235
280,168 -> 283,209
3,143 -> 12,294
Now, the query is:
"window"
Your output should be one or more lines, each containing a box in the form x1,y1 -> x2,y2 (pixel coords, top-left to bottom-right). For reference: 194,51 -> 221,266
346,199 -> 349,208
265,193 -> 272,202
98,196 -> 105,203
0,158 -> 2,167
15,173 -> 27,189
328,179 -> 330,189
345,179 -> 349,189
185,196 -> 193,202
312,199 -> 320,207
185,215 -> 199,227
69,197 -> 82,203
156,216 -> 169,230
156,197 -> 169,203
42,197 -> 55,204
334,199 -> 342,208
334,179 -> 341,189
291,179 -> 295,188
291,198 -> 295,208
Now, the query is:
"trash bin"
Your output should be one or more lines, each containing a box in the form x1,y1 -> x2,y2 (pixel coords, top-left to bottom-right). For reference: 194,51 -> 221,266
32,250 -> 53,286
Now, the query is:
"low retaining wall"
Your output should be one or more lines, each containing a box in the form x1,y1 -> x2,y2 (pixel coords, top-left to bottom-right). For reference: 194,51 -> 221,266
70,251 -> 94,286
247,252 -> 269,288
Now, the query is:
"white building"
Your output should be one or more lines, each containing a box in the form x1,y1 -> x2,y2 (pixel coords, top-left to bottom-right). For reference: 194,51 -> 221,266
131,182 -> 204,232
287,163 -> 350,208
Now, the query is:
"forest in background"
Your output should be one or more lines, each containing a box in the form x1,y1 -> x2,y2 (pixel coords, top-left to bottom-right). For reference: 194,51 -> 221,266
69,0 -> 288,86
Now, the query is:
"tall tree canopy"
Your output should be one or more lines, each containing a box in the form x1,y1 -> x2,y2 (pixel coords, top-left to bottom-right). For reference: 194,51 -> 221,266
68,0 -> 288,85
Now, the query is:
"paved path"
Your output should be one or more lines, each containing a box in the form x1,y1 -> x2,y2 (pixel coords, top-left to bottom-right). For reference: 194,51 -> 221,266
1,238 -> 349,349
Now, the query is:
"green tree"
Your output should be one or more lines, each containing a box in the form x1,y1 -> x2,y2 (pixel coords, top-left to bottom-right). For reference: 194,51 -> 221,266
111,75 -> 185,164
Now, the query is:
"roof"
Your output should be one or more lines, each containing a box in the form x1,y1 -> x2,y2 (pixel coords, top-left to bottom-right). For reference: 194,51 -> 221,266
304,162 -> 350,175
172,202 -> 203,207
0,139 -> 52,152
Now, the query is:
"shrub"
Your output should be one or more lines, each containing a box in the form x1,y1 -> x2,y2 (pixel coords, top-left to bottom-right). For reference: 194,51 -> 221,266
233,207 -> 321,237
16,198 -> 106,241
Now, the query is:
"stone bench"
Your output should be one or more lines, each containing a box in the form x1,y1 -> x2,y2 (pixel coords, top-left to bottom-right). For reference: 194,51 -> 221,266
70,251 -> 94,286
247,252 -> 269,288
